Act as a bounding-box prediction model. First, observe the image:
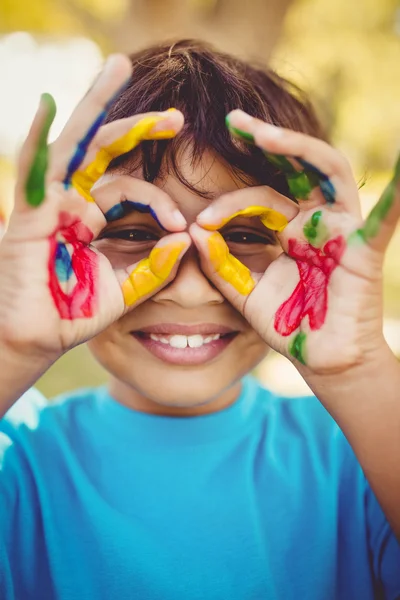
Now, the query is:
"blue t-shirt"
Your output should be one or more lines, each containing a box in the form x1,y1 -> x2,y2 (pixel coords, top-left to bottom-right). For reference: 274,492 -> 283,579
0,377 -> 399,599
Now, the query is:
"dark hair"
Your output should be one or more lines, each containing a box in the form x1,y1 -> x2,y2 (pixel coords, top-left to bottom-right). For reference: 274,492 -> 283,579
105,39 -> 326,199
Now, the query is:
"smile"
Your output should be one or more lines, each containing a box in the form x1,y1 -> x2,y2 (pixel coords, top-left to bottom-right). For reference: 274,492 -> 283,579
131,325 -> 238,366
148,333 -> 221,348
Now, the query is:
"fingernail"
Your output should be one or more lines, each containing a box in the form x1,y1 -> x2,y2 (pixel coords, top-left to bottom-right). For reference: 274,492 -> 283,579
197,206 -> 214,224
103,54 -> 119,75
150,117 -> 176,136
171,209 -> 187,228
259,123 -> 284,139
226,110 -> 254,125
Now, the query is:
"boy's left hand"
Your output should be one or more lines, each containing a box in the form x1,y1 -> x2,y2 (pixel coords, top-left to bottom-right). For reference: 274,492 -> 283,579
191,110 -> 400,374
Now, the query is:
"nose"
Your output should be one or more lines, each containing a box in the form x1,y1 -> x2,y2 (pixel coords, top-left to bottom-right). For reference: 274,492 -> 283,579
152,246 -> 224,308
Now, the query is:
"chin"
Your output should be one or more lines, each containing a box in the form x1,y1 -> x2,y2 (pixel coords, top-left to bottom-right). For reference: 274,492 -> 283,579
88,327 -> 269,411
128,367 -> 244,408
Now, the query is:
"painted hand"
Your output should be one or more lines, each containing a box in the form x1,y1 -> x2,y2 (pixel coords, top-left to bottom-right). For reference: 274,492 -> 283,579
191,110 -> 400,373
0,55 -> 190,355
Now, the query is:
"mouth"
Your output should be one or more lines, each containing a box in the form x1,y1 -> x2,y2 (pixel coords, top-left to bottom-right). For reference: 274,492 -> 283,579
131,324 -> 239,366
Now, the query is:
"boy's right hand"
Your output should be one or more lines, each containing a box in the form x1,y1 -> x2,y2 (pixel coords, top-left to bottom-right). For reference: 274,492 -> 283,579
0,55 -> 190,359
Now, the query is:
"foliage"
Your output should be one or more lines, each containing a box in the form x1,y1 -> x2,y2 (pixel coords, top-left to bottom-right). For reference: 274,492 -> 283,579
273,0 -> 400,172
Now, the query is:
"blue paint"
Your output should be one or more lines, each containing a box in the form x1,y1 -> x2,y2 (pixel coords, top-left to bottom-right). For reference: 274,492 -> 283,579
296,158 -> 336,204
105,200 -> 165,230
104,203 -> 124,221
63,110 -> 107,189
55,243 -> 73,282
62,81 -> 130,189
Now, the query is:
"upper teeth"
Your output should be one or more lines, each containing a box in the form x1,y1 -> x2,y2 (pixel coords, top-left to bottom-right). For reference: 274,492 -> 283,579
149,333 -> 221,348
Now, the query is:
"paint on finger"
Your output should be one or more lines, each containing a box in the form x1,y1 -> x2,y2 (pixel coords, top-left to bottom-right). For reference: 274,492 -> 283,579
62,83 -> 132,190
122,242 -> 185,306
207,232 -> 255,295
202,205 -> 288,233
225,118 -> 256,144
71,115 -> 177,202
225,118 -> 335,203
350,152 -> 400,243
289,331 -> 307,365
104,200 -> 165,230
296,158 -> 336,204
25,94 -> 57,207
48,211 -> 98,319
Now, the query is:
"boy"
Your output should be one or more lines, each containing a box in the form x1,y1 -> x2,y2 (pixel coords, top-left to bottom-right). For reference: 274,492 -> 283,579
0,40 -> 400,599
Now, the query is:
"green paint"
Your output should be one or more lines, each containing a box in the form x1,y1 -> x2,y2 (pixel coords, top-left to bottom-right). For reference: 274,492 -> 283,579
289,332 -> 307,365
25,93 -> 57,207
303,210 -> 329,247
311,210 -> 322,227
225,116 -> 333,202
287,172 -> 313,200
353,152 -> 400,243
263,152 -> 296,174
225,120 -> 256,144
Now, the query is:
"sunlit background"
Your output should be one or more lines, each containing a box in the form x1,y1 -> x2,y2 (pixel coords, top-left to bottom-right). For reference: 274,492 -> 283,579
0,0 -> 399,398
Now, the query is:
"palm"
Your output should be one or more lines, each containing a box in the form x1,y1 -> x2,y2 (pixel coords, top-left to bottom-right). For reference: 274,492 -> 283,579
245,206 -> 383,372
0,183 -> 124,353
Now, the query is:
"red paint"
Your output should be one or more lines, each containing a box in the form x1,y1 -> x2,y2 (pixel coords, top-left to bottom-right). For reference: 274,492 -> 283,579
48,211 -> 97,319
274,236 -> 346,336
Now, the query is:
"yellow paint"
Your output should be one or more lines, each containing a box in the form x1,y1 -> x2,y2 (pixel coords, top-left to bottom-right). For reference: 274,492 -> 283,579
72,115 -> 177,202
207,232 -> 255,295
203,205 -> 288,233
122,242 -> 185,306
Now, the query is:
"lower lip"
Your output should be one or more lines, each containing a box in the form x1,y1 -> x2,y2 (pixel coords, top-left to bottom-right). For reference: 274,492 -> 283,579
131,333 -> 237,366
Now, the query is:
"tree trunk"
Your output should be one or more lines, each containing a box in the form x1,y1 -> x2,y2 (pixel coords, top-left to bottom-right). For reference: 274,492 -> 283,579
110,0 -> 294,64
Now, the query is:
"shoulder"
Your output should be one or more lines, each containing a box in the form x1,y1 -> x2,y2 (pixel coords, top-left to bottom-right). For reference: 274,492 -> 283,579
0,386 -> 105,445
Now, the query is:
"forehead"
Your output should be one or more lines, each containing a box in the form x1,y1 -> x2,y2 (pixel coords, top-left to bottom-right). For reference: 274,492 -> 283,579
108,148 -> 245,223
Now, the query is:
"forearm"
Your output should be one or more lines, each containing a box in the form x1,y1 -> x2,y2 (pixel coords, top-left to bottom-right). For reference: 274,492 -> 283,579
0,341 -> 54,418
303,342 -> 400,540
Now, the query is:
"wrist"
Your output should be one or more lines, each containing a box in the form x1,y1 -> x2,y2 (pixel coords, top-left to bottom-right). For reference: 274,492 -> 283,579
0,339 -> 57,417
300,339 -> 399,407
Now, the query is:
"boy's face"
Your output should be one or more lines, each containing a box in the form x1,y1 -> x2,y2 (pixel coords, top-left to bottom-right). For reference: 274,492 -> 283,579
89,150 -> 282,414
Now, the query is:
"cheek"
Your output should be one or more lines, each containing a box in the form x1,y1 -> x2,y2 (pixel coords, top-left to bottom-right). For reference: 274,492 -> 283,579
231,246 -> 283,272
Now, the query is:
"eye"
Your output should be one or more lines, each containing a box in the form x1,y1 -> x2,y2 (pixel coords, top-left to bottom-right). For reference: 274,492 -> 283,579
100,228 -> 159,242
222,230 -> 275,245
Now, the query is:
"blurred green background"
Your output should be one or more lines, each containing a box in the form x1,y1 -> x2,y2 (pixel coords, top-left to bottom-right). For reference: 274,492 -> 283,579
0,0 -> 399,397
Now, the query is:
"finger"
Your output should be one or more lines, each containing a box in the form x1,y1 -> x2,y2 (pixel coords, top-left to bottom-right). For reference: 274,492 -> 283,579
91,174 -> 187,231
70,110 -> 183,203
348,152 -> 400,253
226,109 -> 361,217
115,232 -> 191,308
48,54 -> 132,185
190,224 -> 259,314
75,109 -> 183,171
190,223 -> 306,358
15,93 -> 57,210
0,207 -> 6,240
196,186 -> 299,232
